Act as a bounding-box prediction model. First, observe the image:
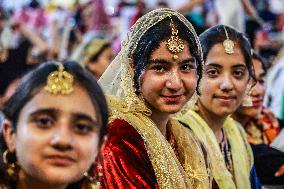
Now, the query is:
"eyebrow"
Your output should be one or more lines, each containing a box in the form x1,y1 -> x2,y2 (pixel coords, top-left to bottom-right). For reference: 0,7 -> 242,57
72,113 -> 99,127
205,63 -> 246,69
29,108 -> 59,119
148,57 -> 196,65
204,63 -> 222,68
232,64 -> 247,69
29,108 -> 99,126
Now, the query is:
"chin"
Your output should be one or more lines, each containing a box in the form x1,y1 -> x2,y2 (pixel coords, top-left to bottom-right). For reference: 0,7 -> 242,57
246,110 -> 260,118
42,173 -> 82,186
161,105 -> 183,114
215,109 -> 235,117
37,168 -> 84,185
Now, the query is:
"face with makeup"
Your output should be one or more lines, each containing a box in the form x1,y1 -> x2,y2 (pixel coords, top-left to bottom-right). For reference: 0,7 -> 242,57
235,58 -> 266,118
140,40 -> 198,115
198,43 -> 250,118
4,84 -> 100,188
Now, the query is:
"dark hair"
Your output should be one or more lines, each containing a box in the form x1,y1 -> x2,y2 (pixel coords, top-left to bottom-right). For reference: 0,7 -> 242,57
88,43 -> 111,63
133,16 -> 203,94
0,61 -> 108,188
252,51 -> 267,75
199,25 -> 256,81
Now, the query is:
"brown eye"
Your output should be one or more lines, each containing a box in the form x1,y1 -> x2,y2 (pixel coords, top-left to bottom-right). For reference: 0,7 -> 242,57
233,69 -> 245,78
73,122 -> 94,135
151,65 -> 166,72
34,115 -> 53,128
180,63 -> 195,72
258,79 -> 265,85
206,69 -> 218,77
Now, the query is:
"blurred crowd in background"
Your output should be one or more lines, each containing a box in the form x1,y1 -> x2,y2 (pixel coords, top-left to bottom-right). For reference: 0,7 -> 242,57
0,0 -> 284,120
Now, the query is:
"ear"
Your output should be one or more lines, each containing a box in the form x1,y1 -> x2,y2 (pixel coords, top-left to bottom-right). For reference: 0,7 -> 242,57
2,119 -> 16,152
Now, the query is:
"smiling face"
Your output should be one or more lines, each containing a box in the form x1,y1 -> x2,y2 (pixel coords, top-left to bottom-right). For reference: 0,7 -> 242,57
140,41 -> 198,115
235,58 -> 266,118
6,84 -> 100,187
198,43 -> 249,118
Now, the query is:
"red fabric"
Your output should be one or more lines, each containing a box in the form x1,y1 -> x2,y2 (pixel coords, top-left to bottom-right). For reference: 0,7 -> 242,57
93,119 -> 159,189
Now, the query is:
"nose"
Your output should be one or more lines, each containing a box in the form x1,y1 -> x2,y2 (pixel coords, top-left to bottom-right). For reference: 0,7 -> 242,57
50,123 -> 73,151
165,70 -> 183,91
219,74 -> 233,92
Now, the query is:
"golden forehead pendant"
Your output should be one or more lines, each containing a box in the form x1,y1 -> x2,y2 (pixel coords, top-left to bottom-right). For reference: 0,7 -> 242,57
166,21 -> 184,60
45,63 -> 74,95
223,26 -> 234,54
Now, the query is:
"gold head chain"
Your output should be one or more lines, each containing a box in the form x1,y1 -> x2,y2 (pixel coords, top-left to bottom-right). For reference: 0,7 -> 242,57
223,26 -> 234,54
45,63 -> 74,95
166,19 -> 185,60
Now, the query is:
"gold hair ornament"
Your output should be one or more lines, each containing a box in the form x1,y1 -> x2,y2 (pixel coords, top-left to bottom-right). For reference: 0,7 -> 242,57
223,26 -> 234,54
45,63 -> 74,95
166,19 -> 184,60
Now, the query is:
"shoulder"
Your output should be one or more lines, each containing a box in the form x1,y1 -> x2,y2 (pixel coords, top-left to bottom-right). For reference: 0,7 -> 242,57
107,119 -> 143,144
230,119 -> 254,165
102,118 -> 148,158
96,119 -> 157,188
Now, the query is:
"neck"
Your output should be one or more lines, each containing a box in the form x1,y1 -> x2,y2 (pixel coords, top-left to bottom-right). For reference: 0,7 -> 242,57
150,109 -> 169,137
17,171 -> 67,189
197,102 -> 227,143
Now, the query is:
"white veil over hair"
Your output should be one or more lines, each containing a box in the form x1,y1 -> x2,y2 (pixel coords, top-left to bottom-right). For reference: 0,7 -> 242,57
99,8 -> 211,189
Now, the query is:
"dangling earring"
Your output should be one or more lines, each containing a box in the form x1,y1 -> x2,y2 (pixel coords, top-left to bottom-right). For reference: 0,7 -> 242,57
84,171 -> 101,189
188,92 -> 199,112
242,84 -> 253,107
3,150 -> 19,180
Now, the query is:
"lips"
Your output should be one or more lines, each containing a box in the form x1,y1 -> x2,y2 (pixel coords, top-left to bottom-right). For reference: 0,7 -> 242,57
252,100 -> 262,108
214,95 -> 236,103
45,154 -> 76,166
160,94 -> 184,103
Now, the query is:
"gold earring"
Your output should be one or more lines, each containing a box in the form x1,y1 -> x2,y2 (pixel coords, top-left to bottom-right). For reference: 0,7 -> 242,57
84,172 -> 101,189
242,84 -> 253,107
3,150 -> 18,180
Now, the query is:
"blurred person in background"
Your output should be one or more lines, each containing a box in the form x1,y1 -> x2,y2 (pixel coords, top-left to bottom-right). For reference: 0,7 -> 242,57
82,38 -> 113,79
0,8 -> 48,106
176,0 -> 208,35
265,47 -> 284,126
214,0 -> 259,33
233,51 -> 284,186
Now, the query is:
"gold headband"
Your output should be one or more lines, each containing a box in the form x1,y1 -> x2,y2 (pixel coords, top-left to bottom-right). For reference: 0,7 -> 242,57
223,26 -> 234,54
84,39 -> 109,64
166,19 -> 184,60
45,63 -> 74,95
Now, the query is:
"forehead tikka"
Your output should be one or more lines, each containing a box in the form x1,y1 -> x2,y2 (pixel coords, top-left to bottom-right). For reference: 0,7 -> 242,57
223,26 -> 234,54
45,63 -> 74,95
166,19 -> 185,61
